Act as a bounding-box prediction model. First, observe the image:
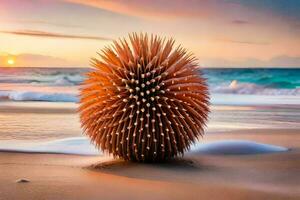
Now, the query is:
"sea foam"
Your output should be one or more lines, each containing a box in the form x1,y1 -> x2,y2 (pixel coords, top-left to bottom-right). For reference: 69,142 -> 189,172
1,90 -> 300,105
0,137 -> 288,156
0,137 -> 99,155
0,91 -> 78,102
190,140 -> 288,155
210,80 -> 300,96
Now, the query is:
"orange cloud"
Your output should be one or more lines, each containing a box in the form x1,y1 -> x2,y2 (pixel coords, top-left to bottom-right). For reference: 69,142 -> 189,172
0,30 -> 112,41
63,0 -> 218,19
4,19 -> 81,28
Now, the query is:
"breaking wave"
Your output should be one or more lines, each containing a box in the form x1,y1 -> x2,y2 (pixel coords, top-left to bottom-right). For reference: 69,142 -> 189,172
211,80 -> 300,96
0,91 -> 78,102
0,67 -> 299,103
0,67 -> 86,86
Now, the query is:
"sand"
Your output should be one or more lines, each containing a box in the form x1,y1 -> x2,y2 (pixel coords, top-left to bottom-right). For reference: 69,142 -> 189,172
0,129 -> 299,200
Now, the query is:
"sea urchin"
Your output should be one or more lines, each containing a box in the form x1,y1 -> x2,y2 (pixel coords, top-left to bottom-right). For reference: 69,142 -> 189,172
79,33 -> 209,162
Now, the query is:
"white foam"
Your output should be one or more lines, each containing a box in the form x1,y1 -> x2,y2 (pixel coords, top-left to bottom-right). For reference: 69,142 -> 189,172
0,137 -> 99,155
0,138 -> 288,156
52,77 -> 75,86
210,94 -> 300,106
210,80 -> 300,96
0,91 -> 78,102
190,140 -> 288,155
1,90 -> 299,105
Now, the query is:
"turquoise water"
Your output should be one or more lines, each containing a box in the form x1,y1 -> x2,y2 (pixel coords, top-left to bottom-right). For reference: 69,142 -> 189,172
1,67 -> 299,88
0,68 -> 299,102
203,68 -> 300,89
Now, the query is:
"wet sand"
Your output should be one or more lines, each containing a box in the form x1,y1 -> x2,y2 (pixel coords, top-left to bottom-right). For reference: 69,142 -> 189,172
0,102 -> 299,199
0,129 -> 299,200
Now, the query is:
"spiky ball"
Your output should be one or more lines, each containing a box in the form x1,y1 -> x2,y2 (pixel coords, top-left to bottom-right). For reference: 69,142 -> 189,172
79,33 -> 209,162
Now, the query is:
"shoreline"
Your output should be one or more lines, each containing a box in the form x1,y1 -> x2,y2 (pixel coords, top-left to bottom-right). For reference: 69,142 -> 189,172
1,128 -> 299,200
0,128 -> 298,155
1,92 -> 300,105
0,101 -> 299,199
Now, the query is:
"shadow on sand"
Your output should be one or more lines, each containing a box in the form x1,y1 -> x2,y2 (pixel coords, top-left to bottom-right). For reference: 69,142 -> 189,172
85,157 -> 219,182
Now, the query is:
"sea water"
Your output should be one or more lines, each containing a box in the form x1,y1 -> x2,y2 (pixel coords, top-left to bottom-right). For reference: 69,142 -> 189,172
0,67 -> 298,155
0,67 -> 299,103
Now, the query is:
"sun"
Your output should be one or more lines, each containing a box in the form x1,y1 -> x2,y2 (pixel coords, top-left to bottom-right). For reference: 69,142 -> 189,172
7,59 -> 15,66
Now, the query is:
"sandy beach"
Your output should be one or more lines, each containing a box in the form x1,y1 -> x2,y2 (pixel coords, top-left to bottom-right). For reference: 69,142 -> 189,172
1,128 -> 299,200
0,101 -> 299,200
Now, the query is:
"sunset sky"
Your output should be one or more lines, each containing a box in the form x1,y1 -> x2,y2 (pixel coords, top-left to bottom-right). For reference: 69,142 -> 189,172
0,0 -> 300,68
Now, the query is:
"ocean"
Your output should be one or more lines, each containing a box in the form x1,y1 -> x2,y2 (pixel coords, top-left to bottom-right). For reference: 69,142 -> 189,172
0,67 -> 299,104
0,67 -> 299,153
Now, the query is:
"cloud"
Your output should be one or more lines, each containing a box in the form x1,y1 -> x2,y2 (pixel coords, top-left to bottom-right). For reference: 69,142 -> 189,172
62,0 -> 221,19
0,30 -> 112,41
267,55 -> 300,67
216,38 -> 269,45
0,53 -> 78,67
231,20 -> 249,25
61,0 -> 300,38
199,55 -> 300,68
229,0 -> 300,21
5,19 -> 81,28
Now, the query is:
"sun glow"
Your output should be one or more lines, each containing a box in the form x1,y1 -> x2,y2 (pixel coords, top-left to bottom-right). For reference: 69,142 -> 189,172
7,59 -> 15,65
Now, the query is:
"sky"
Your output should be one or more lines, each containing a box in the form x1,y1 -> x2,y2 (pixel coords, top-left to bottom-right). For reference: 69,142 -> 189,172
0,0 -> 300,68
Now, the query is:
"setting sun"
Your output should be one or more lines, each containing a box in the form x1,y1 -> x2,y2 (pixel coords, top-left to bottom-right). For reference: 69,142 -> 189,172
7,59 -> 15,65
